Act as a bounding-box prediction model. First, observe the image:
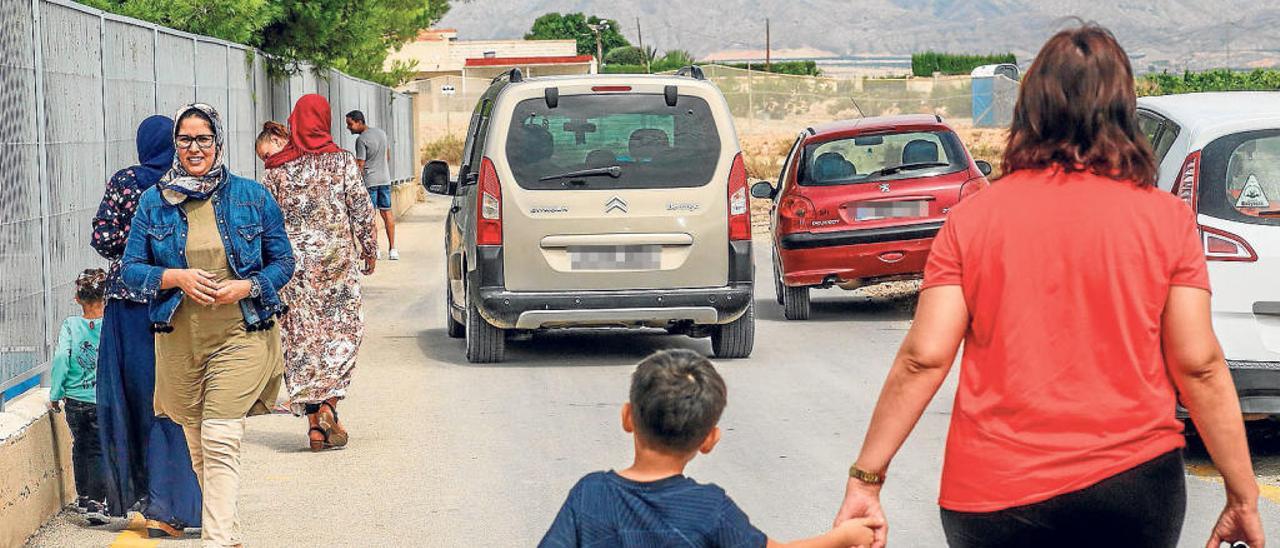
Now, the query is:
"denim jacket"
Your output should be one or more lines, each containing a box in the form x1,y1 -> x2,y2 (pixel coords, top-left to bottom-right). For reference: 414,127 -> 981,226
121,172 -> 295,332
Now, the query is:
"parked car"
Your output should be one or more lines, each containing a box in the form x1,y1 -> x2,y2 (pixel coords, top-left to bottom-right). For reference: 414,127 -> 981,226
1137,92 -> 1280,418
752,115 -> 992,320
421,67 -> 754,363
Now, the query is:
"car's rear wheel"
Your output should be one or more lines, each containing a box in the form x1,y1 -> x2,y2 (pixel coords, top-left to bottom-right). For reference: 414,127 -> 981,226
465,284 -> 505,363
712,301 -> 755,359
783,285 -> 810,320
772,252 -> 785,306
445,270 -> 465,339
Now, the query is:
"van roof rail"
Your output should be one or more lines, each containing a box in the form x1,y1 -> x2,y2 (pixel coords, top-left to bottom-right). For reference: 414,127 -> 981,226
492,68 -> 524,85
935,114 -> 943,123
675,65 -> 706,80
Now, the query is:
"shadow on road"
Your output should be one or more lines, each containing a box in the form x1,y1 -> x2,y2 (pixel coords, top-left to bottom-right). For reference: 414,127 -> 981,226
417,326 -> 711,368
755,294 -> 917,324
1183,419 -> 1280,476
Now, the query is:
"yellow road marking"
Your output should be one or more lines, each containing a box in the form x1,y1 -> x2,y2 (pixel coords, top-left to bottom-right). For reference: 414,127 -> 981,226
1186,462 -> 1280,505
109,529 -> 158,548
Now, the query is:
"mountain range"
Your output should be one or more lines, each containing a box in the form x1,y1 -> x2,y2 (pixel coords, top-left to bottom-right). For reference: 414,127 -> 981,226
437,0 -> 1280,72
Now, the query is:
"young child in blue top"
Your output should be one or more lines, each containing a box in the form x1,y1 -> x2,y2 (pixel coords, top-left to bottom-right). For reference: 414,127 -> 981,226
540,349 -> 879,548
48,268 -> 110,525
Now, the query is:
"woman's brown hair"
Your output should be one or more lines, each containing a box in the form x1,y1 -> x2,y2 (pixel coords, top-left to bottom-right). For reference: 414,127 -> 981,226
256,121 -> 288,144
1002,23 -> 1157,186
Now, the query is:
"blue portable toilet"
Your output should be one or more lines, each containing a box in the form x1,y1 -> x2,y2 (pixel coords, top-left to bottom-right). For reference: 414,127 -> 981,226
971,64 -> 1020,127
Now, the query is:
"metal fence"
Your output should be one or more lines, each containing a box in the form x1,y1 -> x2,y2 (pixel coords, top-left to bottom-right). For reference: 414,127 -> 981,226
0,0 -> 417,409
404,65 -> 1020,149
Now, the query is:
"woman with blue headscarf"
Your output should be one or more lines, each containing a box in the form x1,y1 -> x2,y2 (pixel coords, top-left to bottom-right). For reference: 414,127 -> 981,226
92,115 -> 202,537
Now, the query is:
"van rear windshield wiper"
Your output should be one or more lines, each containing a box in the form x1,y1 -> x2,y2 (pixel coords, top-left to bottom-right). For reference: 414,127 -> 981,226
538,165 -> 622,181
868,162 -> 950,178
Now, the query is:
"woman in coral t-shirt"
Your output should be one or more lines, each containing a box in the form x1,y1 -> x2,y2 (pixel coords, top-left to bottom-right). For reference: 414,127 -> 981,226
833,24 -> 1264,548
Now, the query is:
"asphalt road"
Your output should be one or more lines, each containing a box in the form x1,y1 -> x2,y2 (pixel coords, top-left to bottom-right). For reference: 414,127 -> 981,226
28,197 -> 1280,547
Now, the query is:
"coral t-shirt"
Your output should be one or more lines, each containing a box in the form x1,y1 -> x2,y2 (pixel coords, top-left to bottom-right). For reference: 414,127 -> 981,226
922,168 -> 1210,512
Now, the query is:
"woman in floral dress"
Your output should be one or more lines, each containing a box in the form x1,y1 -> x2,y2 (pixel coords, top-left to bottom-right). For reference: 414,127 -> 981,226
262,94 -> 377,451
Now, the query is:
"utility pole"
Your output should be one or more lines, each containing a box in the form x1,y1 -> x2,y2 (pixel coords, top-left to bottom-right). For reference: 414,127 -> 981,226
588,21 -> 609,67
636,17 -> 648,73
765,18 -> 771,72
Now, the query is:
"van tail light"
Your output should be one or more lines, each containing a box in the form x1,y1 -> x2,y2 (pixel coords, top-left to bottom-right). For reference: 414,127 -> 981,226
1174,151 -> 1201,211
1201,225 -> 1257,262
959,177 -> 989,201
476,157 -> 503,246
778,194 -> 816,234
728,153 -> 751,241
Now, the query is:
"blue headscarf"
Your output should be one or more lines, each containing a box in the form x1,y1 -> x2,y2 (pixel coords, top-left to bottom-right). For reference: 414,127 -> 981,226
133,115 -> 174,189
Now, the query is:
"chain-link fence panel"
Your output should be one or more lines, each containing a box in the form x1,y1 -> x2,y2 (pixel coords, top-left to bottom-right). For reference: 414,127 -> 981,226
0,0 -> 45,400
1,0 -> 416,408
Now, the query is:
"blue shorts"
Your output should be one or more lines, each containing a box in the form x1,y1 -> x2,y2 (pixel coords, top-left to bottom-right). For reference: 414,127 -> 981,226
368,185 -> 392,210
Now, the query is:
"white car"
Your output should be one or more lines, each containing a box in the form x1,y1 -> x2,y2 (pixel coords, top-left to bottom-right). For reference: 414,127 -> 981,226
1138,92 -> 1280,417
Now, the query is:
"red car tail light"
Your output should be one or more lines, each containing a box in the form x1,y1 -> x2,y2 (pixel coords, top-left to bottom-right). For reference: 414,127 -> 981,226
1174,151 -> 1201,211
476,157 -> 503,245
728,153 -> 751,241
778,194 -> 816,234
1201,225 -> 1257,262
959,176 -> 989,201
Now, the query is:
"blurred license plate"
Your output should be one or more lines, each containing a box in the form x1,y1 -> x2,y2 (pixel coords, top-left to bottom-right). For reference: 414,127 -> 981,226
855,201 -> 928,221
569,245 -> 661,270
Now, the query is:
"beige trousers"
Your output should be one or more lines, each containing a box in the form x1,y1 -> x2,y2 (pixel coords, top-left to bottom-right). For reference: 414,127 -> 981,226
183,418 -> 246,547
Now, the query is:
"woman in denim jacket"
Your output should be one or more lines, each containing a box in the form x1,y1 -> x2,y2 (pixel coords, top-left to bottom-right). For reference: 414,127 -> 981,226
122,103 -> 294,548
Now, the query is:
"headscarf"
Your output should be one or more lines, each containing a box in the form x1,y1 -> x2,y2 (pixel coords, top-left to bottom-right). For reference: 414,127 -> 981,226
159,103 -> 227,205
263,94 -> 344,169
132,115 -> 174,189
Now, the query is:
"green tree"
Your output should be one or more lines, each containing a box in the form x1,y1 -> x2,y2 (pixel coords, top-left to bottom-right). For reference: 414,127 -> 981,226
525,12 -> 630,59
80,0 -> 278,45
261,0 -> 450,85
80,0 -> 451,86
604,46 -> 646,66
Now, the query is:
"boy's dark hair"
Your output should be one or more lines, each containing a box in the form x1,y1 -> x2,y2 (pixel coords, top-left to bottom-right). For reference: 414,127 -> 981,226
345,110 -> 365,123
629,349 -> 727,453
74,268 -> 106,302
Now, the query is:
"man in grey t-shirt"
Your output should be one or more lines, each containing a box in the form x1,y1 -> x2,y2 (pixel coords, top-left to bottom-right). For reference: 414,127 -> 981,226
347,110 -> 397,260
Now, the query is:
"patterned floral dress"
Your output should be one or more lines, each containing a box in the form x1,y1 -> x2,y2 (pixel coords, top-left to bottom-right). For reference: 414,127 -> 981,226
262,152 -> 377,414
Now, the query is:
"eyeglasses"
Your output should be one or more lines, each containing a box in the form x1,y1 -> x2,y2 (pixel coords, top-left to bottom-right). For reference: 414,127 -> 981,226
176,134 -> 217,150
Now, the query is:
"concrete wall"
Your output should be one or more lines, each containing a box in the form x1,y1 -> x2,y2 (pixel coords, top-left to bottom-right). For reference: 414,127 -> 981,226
0,390 -> 74,547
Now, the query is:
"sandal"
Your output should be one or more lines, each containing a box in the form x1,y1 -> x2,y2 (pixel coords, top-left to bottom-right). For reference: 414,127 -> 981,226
317,401 -> 349,448
308,426 -> 329,452
146,519 -> 184,538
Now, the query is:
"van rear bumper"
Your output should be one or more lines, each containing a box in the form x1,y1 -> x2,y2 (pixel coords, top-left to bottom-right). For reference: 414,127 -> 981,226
474,284 -> 754,329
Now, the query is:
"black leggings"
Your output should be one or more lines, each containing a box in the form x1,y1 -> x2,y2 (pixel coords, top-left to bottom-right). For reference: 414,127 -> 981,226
65,399 -> 108,502
940,449 -> 1186,548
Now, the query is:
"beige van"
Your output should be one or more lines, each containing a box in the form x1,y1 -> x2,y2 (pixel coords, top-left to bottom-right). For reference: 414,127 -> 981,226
422,67 -> 755,363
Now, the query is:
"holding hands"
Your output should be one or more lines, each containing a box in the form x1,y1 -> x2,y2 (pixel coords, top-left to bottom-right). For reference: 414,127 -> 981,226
161,269 -> 253,305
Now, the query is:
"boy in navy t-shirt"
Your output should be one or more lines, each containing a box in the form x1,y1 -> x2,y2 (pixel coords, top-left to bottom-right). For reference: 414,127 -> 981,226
540,349 -> 878,548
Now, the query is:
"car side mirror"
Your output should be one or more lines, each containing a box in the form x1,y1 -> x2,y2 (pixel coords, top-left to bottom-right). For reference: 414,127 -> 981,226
750,181 -> 777,199
975,160 -> 993,177
422,160 -> 454,195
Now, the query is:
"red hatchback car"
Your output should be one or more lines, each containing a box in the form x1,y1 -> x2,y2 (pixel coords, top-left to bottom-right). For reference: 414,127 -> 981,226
752,115 -> 992,319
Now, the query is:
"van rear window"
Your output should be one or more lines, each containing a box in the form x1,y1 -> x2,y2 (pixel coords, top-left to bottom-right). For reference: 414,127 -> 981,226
505,94 -> 721,190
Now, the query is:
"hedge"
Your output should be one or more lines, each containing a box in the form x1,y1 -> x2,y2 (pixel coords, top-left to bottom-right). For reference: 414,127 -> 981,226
1138,69 -> 1280,96
725,60 -> 821,76
912,52 -> 1016,77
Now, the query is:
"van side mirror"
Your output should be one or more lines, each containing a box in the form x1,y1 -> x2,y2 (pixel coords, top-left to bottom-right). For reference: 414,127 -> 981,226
422,160 -> 454,195
975,160 -> 993,177
750,181 -> 777,199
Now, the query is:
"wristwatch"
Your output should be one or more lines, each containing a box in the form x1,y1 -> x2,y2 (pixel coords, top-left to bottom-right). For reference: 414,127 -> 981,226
248,278 -> 262,299
849,464 -> 886,485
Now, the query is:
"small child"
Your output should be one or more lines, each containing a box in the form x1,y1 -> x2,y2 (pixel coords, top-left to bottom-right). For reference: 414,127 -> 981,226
540,349 -> 879,548
48,268 -> 109,525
